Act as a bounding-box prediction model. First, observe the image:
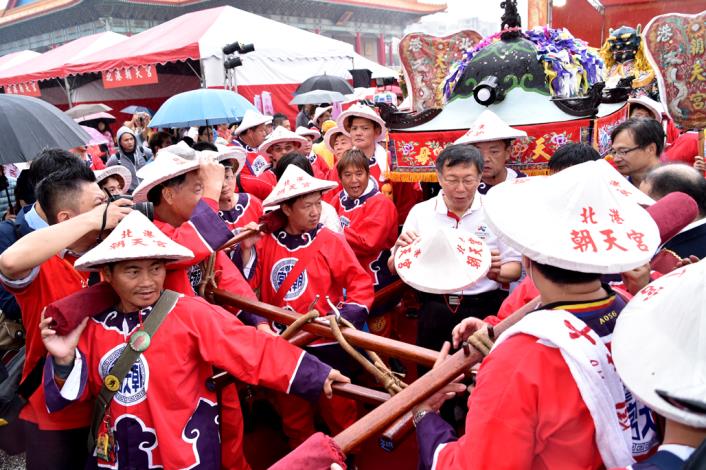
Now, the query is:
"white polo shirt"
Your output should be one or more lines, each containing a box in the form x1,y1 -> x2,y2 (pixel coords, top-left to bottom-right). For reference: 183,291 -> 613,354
401,191 -> 521,295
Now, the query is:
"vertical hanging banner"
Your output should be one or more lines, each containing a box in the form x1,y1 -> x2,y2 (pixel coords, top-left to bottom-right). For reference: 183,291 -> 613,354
102,64 -> 159,89
643,11 -> 706,130
4,81 -> 41,97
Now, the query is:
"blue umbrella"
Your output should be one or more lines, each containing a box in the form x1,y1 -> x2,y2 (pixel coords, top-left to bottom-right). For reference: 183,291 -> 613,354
121,105 -> 153,115
149,89 -> 256,129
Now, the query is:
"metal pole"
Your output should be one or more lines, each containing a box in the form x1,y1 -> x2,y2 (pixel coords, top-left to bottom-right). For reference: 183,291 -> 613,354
63,77 -> 73,108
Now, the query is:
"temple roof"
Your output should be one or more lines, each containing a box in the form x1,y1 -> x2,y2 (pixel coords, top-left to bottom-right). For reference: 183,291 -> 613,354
0,0 -> 447,27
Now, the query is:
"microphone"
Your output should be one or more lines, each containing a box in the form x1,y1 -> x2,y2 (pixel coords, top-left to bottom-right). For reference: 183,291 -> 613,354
645,191 -> 698,245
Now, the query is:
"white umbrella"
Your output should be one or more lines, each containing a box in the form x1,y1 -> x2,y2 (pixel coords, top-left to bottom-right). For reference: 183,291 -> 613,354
290,90 -> 345,105
65,103 -> 112,120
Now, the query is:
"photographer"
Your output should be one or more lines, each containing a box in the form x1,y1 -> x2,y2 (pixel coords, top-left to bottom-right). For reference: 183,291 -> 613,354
0,165 -> 132,469
106,126 -> 149,193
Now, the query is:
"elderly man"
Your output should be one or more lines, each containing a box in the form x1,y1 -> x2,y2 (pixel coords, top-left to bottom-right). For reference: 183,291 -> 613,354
0,165 -> 132,469
39,211 -> 347,470
454,110 -> 528,194
640,164 -> 706,259
106,126 -> 150,193
393,144 -> 521,354
414,160 -> 662,469
610,118 -> 665,188
240,164 -> 373,448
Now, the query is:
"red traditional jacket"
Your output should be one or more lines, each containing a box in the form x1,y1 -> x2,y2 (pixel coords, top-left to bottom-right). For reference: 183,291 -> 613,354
331,183 -> 398,290
219,193 -> 264,232
416,293 -> 659,469
44,295 -> 331,470
250,225 -> 373,332
155,197 -> 265,326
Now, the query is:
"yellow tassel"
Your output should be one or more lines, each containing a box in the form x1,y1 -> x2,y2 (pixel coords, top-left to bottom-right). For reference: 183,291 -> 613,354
387,172 -> 439,183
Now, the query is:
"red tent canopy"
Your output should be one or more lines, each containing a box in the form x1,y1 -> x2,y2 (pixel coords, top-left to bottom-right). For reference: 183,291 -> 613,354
64,8 -> 221,76
0,31 -> 127,86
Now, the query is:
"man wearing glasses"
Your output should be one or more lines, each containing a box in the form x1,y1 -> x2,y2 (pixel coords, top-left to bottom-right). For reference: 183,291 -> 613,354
610,118 -> 665,188
391,144 -> 521,361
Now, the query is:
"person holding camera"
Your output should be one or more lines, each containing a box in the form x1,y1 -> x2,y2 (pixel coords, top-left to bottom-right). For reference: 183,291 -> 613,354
106,126 -> 150,193
0,164 -> 132,469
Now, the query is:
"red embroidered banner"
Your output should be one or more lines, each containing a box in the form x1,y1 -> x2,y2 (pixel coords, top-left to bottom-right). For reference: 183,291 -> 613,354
594,106 -> 629,157
4,81 -> 41,97
387,118 -> 593,182
102,64 -> 158,89
644,11 -> 706,130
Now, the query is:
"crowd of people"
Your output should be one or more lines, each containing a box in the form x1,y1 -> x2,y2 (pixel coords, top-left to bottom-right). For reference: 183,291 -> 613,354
0,88 -> 704,470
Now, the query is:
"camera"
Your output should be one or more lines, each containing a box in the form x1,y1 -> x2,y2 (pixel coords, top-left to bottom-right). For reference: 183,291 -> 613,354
109,194 -> 154,221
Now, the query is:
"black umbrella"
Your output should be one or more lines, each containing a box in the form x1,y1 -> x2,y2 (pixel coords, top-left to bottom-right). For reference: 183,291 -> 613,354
294,74 -> 354,95
0,95 -> 91,164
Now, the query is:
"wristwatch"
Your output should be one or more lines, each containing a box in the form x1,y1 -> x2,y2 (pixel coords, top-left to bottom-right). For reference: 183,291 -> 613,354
413,409 -> 434,428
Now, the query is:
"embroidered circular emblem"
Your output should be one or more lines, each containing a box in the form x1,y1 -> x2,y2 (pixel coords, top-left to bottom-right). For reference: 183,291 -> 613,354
270,257 -> 308,301
369,315 -> 387,335
129,330 -> 151,353
339,216 -> 351,228
104,374 -> 121,392
99,344 -> 149,406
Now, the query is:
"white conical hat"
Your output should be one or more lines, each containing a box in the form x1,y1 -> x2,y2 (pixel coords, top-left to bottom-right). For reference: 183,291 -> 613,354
454,110 -> 527,145
75,211 -> 194,271
295,126 -> 321,140
206,144 -> 247,177
612,259 -> 706,428
233,109 -> 273,136
258,126 -> 308,155
158,141 -> 197,161
132,152 -> 200,203
94,166 -> 132,192
337,104 -> 387,142
627,95 -> 664,121
595,159 -> 654,206
483,160 -> 660,273
324,126 -> 349,154
394,227 -> 491,294
262,164 -> 338,208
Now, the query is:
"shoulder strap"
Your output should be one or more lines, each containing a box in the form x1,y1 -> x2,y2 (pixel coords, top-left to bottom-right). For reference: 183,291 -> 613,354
272,233 -> 325,306
87,289 -> 180,451
236,173 -> 244,193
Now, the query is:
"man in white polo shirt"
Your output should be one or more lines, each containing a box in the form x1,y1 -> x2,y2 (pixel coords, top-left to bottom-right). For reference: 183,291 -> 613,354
391,143 -> 521,353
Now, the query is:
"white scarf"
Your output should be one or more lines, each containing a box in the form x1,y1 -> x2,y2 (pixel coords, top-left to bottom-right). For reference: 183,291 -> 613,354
493,309 -> 635,468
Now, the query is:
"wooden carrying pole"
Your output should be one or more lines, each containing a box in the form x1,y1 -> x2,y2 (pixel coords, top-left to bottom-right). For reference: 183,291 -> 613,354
212,289 -> 439,368
333,306 -> 533,454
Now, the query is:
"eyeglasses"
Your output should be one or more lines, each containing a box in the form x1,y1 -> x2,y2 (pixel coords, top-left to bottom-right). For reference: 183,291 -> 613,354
442,177 -> 480,187
610,146 -> 642,158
